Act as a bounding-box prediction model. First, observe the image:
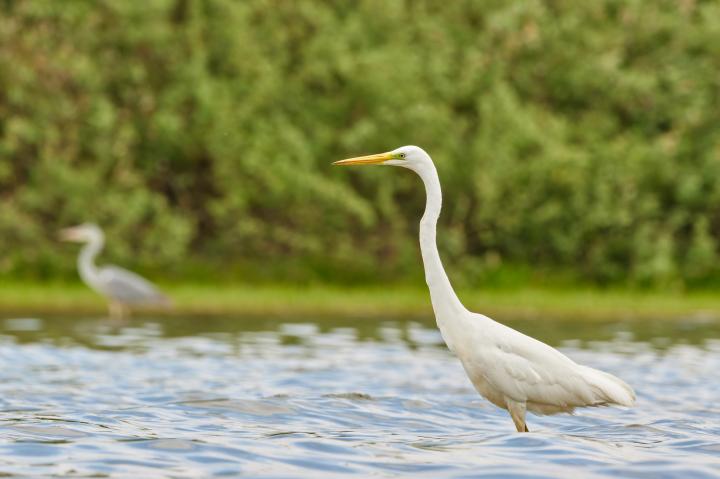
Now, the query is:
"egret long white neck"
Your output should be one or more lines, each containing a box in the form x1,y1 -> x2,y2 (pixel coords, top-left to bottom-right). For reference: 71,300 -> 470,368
415,163 -> 466,317
78,233 -> 103,285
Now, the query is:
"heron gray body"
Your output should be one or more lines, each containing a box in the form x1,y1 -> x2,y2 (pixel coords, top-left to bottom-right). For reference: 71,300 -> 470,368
61,224 -> 168,315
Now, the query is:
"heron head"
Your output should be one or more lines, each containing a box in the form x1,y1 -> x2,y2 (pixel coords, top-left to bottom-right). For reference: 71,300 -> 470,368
59,223 -> 103,243
333,145 -> 432,172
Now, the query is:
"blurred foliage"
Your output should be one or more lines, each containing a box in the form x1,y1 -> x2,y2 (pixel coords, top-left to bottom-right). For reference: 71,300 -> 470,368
1,0 -> 720,287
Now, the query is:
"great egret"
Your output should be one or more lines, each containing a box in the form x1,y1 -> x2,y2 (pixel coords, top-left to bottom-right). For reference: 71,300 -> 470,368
59,223 -> 170,319
334,146 -> 635,432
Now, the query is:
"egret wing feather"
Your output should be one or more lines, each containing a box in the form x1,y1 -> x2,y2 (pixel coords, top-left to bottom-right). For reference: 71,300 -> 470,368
465,317 -> 634,415
96,265 -> 168,304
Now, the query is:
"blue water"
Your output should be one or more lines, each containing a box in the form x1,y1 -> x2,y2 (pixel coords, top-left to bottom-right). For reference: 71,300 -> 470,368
0,315 -> 718,478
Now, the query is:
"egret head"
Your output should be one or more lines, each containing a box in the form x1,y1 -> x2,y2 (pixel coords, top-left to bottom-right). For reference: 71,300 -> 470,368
333,145 -> 432,173
59,223 -> 103,243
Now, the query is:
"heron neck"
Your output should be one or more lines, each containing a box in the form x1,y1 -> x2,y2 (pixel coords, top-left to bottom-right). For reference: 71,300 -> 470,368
78,234 -> 103,285
416,164 -> 466,319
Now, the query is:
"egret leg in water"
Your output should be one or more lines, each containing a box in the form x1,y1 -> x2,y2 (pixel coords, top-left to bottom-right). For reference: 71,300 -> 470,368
59,223 -> 170,320
334,146 -> 635,432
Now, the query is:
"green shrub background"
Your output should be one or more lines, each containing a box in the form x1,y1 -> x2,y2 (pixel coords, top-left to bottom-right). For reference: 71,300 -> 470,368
2,0 -> 720,288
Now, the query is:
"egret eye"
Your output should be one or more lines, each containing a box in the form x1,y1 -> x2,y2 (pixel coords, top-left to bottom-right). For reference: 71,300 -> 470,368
399,153 -> 406,159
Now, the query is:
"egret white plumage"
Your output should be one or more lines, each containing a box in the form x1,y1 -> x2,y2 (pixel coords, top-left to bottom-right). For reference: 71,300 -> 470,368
59,223 -> 170,319
334,146 -> 635,432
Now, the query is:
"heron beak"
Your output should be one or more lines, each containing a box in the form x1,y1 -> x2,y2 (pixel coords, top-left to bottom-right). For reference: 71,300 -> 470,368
333,152 -> 393,166
58,227 -> 81,242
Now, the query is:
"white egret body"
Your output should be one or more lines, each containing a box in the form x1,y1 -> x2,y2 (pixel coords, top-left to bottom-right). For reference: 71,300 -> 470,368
60,223 -> 170,318
334,146 -> 635,432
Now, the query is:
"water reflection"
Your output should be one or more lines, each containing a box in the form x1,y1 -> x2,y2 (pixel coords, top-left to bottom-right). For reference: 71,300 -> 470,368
4,313 -> 720,350
0,314 -> 718,478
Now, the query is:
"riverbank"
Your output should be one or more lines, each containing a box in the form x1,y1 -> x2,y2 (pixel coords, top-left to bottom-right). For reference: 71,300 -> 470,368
1,282 -> 720,320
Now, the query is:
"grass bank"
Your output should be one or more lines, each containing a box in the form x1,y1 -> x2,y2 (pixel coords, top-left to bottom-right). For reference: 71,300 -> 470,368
1,281 -> 720,320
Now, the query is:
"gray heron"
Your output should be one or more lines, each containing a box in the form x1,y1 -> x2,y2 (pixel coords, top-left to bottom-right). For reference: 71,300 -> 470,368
59,223 -> 170,319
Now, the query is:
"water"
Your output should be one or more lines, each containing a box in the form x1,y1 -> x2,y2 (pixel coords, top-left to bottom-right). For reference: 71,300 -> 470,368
0,313 -> 718,478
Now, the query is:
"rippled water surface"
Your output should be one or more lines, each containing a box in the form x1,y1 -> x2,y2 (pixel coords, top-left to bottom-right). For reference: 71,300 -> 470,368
0,313 -> 719,478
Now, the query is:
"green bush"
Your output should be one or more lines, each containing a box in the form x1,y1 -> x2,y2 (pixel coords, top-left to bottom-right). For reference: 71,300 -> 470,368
1,0 -> 720,287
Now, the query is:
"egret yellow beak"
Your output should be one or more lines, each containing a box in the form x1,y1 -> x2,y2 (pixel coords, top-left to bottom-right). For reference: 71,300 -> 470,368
333,152 -> 393,166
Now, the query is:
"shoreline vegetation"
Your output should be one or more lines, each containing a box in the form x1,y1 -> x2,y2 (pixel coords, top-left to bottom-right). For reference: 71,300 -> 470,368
4,3 -> 720,290
2,282 -> 720,320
